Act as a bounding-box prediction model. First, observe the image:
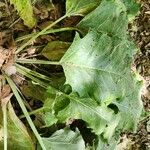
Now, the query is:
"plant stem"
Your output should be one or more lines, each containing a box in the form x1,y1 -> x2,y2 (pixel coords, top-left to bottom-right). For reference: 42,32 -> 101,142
9,18 -> 20,28
16,59 -> 60,65
19,107 -> 48,119
15,27 -> 82,42
15,63 -> 52,82
16,66 -> 49,88
140,112 -> 150,122
2,104 -> 7,150
5,75 -> 46,150
16,15 -> 67,54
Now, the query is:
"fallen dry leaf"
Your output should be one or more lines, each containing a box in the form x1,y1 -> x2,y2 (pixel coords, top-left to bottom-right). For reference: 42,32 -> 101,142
0,46 -> 8,68
0,84 -> 12,106
4,65 -> 17,76
0,84 -> 11,99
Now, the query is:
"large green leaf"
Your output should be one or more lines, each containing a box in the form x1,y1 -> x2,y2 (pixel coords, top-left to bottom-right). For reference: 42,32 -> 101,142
66,0 -> 101,16
78,0 -> 140,34
46,87 -> 119,136
96,135 -> 119,150
78,0 -> 127,37
121,0 -> 140,21
0,102 -> 34,150
60,31 -> 142,130
58,94 -> 119,135
41,128 -> 85,150
60,0 -> 143,131
10,0 -> 36,28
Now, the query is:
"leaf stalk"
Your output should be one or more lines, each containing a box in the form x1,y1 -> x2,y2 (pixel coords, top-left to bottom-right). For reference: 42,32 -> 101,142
16,15 -> 67,54
16,59 -> 60,65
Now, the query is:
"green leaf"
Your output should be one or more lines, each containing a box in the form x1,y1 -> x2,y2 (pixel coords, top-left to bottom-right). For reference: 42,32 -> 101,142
56,0 -> 142,146
78,0 -> 127,37
96,135 -> 119,150
60,0 -> 143,131
121,0 -> 140,21
10,0 -> 36,28
42,96 -> 58,127
0,102 -> 34,150
41,128 -> 85,150
78,0 -> 140,34
60,30 -> 142,130
58,95 -> 120,135
41,41 -> 71,61
42,112 -> 58,127
47,87 -> 119,135
66,0 -> 101,16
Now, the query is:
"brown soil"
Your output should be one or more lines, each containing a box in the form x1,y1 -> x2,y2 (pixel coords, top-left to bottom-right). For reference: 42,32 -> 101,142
128,0 -> 150,149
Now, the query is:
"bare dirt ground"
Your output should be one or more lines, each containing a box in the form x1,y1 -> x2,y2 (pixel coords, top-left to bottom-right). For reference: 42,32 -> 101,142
127,0 -> 150,149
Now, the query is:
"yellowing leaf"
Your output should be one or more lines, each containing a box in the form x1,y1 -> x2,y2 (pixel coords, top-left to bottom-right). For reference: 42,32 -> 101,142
10,0 -> 36,28
41,41 -> 71,61
66,0 -> 101,16
0,102 -> 34,150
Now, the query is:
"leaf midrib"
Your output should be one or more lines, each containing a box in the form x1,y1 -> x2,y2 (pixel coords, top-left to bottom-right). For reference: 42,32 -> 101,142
61,61 -> 134,90
44,140 -> 80,145
64,93 -> 110,122
62,62 -> 126,77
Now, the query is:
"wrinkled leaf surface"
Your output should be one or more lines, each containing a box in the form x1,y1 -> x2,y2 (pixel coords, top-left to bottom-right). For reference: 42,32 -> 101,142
41,128 -> 85,150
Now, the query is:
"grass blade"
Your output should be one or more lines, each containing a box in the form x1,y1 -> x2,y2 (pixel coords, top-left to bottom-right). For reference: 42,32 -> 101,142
5,75 -> 46,150
2,104 -> 7,150
15,63 -> 52,82
15,27 -> 82,42
16,66 -> 49,88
